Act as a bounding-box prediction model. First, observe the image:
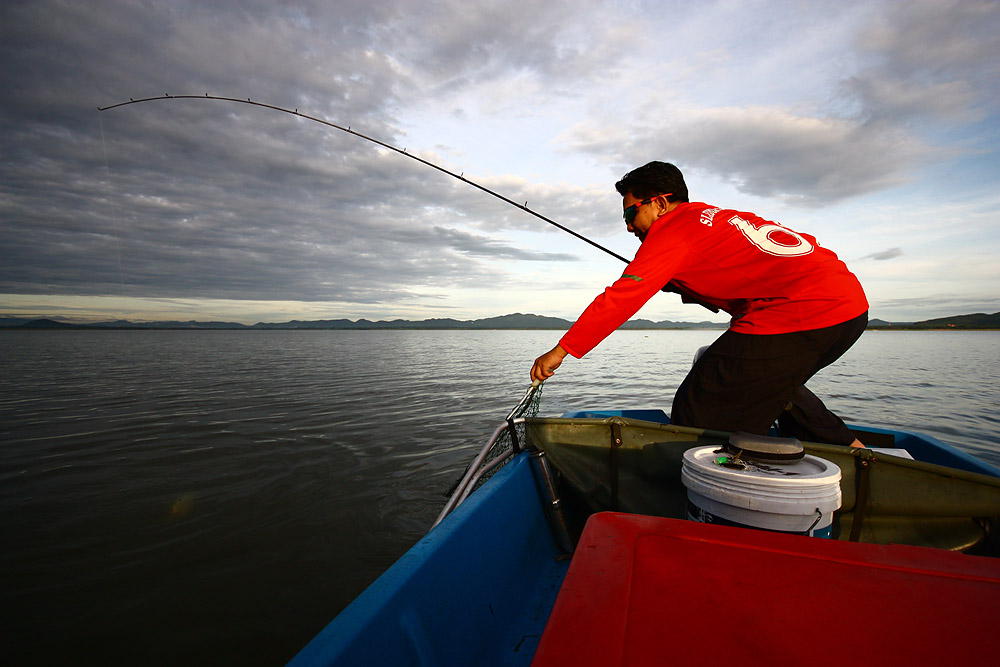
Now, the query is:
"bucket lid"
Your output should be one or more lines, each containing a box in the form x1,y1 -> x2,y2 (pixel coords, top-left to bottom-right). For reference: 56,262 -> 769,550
681,447 -> 842,511
683,447 -> 841,485
725,432 -> 804,462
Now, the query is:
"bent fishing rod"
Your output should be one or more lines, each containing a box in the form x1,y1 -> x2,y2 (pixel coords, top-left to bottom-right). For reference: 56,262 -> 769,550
98,94 -> 631,265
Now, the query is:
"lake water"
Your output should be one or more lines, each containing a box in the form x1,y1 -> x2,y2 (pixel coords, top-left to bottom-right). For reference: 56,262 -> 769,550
2,329 -> 998,664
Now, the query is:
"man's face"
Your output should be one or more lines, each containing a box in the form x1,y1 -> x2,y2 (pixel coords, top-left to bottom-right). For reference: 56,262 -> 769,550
622,193 -> 657,241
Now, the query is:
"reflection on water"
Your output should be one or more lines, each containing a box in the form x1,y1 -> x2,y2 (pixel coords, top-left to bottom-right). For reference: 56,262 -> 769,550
1,329 -> 997,664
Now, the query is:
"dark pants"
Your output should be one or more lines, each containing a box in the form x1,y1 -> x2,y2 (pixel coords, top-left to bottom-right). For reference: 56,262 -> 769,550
670,312 -> 867,445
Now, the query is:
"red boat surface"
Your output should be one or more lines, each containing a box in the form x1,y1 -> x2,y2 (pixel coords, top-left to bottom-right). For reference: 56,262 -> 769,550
534,512 -> 1000,666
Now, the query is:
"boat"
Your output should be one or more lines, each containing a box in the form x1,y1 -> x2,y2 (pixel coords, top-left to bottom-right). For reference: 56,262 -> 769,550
289,386 -> 1000,666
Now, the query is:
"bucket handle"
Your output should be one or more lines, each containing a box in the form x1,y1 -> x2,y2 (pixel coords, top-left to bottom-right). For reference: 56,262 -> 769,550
806,508 -> 823,536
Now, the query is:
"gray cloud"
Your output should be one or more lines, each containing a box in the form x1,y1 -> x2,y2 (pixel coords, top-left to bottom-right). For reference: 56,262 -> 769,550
635,110 -> 931,205
375,0 -> 615,91
2,0 -> 997,318
861,247 -> 903,261
850,0 -> 1000,124
427,227 -> 576,262
566,1 -> 999,206
0,0 -> 610,309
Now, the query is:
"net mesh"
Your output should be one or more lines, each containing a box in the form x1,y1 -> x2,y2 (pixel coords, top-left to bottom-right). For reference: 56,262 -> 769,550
445,382 -> 544,499
474,382 -> 543,489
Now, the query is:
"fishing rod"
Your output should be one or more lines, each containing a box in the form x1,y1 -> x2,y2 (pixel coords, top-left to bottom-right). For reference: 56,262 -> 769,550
98,94 -> 631,265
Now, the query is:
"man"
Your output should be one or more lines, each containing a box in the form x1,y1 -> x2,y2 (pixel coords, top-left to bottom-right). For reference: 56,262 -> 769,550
530,161 -> 868,447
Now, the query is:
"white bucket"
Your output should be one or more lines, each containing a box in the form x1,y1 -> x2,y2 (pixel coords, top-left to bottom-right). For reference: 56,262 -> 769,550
681,446 -> 842,538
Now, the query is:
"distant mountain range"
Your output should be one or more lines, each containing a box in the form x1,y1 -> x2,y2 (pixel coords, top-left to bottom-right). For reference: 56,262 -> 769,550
868,312 -> 1000,330
3,312 -> 999,330
0,312 -> 724,330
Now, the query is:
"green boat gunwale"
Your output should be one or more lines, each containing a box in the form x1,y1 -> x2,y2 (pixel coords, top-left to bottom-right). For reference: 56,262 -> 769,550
525,415 -> 1000,554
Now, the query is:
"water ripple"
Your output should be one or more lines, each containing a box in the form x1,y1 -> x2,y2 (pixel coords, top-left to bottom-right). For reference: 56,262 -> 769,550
1,328 -> 998,664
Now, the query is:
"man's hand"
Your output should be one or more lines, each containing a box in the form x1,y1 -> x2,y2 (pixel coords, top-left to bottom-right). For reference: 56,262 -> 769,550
531,345 -> 568,383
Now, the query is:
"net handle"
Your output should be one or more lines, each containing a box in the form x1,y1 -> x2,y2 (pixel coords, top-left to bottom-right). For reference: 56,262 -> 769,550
506,379 -> 543,421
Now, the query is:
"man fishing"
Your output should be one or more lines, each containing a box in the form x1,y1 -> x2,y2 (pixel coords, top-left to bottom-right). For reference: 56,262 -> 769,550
530,161 -> 868,447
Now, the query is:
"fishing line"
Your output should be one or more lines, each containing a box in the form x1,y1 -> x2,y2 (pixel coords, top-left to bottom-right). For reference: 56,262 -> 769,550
97,94 -> 632,265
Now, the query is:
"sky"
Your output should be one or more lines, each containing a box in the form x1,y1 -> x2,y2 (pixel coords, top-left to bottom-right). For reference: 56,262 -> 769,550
1,0 -> 998,325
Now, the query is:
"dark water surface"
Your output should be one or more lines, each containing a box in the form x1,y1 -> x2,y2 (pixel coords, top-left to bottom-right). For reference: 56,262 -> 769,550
2,329 -> 998,664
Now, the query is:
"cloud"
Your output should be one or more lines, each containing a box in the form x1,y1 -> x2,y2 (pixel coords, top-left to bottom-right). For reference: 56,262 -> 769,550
374,0 -> 618,90
1,0 -> 997,322
580,106 -> 935,205
861,247 -> 903,261
852,0 -> 1000,121
428,227 -> 576,262
564,1 -> 999,206
1,0 -> 629,312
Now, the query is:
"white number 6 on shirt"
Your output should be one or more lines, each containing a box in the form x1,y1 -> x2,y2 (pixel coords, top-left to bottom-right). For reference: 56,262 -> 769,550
729,215 -> 815,256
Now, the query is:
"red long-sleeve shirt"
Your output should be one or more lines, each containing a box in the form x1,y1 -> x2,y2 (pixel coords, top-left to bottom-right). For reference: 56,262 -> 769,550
559,203 -> 869,358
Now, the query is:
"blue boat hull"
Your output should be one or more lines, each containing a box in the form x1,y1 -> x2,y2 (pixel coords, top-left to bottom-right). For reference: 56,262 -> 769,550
291,413 -> 1000,665
290,453 -> 569,666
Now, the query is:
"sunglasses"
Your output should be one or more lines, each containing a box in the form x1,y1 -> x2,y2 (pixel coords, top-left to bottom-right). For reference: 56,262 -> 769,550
623,194 -> 672,225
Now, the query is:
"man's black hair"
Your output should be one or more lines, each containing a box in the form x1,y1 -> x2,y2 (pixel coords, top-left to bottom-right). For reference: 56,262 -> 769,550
615,161 -> 689,203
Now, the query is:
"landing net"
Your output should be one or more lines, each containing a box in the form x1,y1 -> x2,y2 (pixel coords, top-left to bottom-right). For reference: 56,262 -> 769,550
434,381 -> 543,526
479,380 -> 543,486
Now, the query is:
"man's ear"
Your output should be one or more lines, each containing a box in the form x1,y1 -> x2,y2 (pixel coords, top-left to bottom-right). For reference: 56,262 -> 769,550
654,195 -> 671,216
